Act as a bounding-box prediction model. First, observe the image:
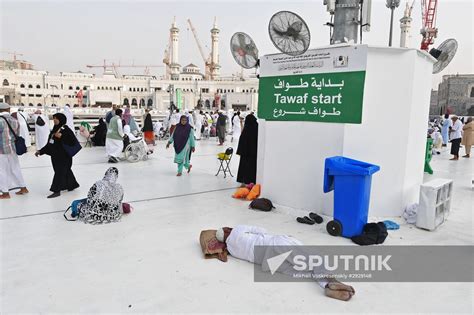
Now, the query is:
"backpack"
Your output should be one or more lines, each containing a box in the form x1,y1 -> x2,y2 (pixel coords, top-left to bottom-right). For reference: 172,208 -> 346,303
249,198 -> 275,212
36,116 -> 45,126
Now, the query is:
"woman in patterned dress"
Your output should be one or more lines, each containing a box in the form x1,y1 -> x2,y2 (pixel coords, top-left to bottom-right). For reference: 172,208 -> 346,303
79,167 -> 124,224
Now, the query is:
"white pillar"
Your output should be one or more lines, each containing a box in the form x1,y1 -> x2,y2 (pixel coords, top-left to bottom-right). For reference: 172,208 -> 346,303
170,17 -> 180,80
399,2 -> 412,48
210,17 -> 220,79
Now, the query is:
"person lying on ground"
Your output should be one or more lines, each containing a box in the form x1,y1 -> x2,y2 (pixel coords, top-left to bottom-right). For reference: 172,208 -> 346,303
215,225 -> 355,302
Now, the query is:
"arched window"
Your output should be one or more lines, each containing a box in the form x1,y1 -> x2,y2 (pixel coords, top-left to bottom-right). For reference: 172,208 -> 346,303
20,84 -> 25,88
131,98 -> 137,106
2,79 -> 10,86
147,99 -> 153,107
36,84 -> 41,89
123,98 -> 129,106
28,84 -> 33,88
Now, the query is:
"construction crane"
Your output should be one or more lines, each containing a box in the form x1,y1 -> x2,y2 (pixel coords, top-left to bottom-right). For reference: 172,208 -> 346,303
1,51 -> 24,61
420,0 -> 438,51
187,19 -> 211,80
86,60 -> 164,77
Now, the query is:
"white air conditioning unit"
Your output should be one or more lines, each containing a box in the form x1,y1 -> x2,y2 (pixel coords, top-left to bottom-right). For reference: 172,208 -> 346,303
416,178 -> 453,231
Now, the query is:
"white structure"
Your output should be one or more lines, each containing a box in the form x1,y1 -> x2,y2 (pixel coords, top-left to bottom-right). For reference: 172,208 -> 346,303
416,178 -> 453,231
170,17 -> 181,80
399,2 -> 414,48
210,17 -> 221,79
257,45 -> 435,217
0,67 -> 258,112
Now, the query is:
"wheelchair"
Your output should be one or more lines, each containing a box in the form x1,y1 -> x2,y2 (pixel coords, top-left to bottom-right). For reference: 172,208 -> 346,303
124,138 -> 149,163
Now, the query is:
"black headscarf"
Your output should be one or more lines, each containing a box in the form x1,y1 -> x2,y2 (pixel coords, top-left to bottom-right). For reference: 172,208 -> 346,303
95,118 -> 107,134
52,113 -> 67,134
237,114 -> 258,157
172,115 -> 192,154
143,113 -> 153,131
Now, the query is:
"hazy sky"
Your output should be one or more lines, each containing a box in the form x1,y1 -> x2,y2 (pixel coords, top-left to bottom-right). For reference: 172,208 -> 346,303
1,0 -> 472,89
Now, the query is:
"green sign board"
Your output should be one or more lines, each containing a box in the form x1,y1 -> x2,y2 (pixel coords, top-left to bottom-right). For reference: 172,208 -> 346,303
176,88 -> 182,109
258,45 -> 368,124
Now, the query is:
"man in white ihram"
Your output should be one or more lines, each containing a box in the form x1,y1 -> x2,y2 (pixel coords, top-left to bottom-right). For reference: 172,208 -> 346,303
216,225 -> 355,301
0,103 -> 29,199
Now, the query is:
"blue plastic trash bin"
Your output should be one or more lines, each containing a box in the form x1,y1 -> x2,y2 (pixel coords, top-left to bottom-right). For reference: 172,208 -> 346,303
323,156 -> 380,238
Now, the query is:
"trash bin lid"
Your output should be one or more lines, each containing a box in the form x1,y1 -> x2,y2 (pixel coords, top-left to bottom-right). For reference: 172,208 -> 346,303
325,156 -> 380,175
323,156 -> 380,193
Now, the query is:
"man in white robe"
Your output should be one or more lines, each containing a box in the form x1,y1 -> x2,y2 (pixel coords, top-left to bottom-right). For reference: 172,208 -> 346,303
216,225 -> 356,301
194,110 -> 203,140
106,109 -> 124,163
63,105 -> 76,135
32,110 -> 50,150
169,109 -> 181,135
225,110 -> 233,134
185,111 -> 194,128
232,112 -> 242,143
16,109 -> 32,148
0,103 -> 29,199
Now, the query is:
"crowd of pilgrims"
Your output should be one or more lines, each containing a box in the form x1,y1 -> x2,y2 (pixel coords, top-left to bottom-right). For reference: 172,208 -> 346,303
0,103 -> 259,209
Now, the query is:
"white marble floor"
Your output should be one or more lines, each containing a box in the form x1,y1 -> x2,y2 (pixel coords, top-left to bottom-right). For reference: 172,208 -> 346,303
1,138 -> 472,313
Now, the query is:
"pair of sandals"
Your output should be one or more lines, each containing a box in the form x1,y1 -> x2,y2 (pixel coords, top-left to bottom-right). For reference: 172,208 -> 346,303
297,212 -> 323,225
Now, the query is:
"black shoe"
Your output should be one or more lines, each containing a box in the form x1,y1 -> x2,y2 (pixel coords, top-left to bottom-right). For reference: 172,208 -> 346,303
47,192 -> 60,199
309,212 -> 324,224
297,216 -> 315,225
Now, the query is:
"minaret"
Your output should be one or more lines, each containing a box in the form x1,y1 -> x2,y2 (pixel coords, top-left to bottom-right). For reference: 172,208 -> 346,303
210,17 -> 220,80
170,17 -> 180,80
399,2 -> 413,48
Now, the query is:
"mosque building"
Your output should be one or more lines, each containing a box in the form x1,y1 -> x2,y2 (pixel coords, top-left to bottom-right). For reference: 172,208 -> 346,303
0,18 -> 259,113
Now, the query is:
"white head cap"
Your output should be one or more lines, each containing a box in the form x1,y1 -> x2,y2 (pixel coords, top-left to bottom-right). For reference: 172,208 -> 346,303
0,102 -> 10,110
215,228 -> 225,242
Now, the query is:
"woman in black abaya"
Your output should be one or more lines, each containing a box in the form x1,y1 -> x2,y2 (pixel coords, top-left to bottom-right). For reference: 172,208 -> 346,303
91,118 -> 107,146
35,113 -> 79,198
236,113 -> 258,185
